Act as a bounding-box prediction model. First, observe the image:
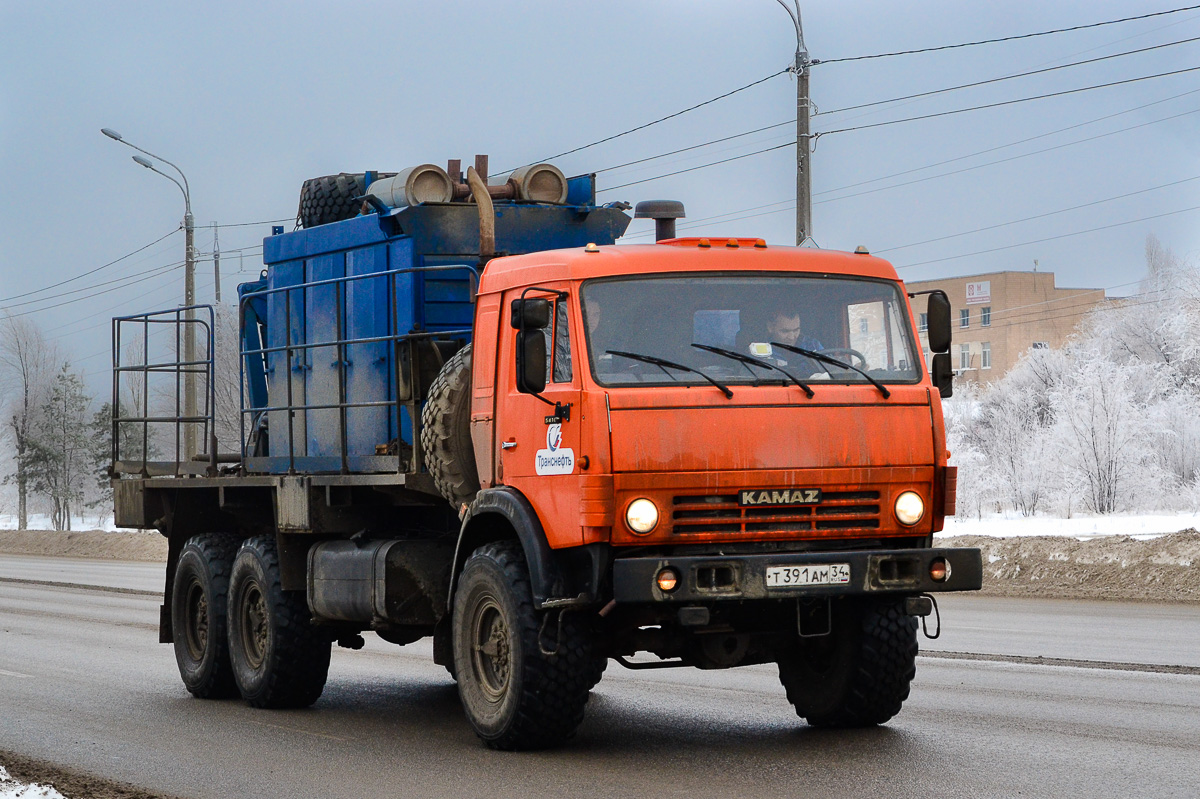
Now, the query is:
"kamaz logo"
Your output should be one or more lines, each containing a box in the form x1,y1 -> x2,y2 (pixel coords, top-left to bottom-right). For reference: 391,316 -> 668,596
739,488 -> 822,507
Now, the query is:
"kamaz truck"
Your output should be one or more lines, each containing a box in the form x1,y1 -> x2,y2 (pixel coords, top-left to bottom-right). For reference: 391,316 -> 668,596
111,158 -> 981,750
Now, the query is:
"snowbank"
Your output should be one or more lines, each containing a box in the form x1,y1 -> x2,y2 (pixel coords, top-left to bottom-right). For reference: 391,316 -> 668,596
938,511 -> 1200,540
0,767 -> 65,799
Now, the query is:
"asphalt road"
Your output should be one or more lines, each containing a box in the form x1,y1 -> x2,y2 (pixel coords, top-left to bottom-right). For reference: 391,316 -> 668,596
1,556 -> 1198,799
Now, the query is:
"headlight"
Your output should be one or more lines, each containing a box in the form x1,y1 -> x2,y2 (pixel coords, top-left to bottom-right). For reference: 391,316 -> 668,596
894,491 -> 925,526
625,498 -> 659,534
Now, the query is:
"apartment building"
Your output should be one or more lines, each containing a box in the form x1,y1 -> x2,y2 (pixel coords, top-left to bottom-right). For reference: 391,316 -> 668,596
906,270 -> 1107,381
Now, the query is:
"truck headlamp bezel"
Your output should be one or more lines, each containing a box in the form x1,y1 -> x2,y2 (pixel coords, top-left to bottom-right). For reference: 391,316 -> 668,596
625,498 -> 660,534
894,491 -> 925,526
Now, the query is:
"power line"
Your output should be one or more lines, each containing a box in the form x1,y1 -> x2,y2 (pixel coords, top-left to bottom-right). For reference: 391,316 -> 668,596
500,68 -> 788,172
894,205 -> 1200,270
602,142 -> 793,192
0,227 -> 180,304
612,80 -> 1200,194
816,65 -> 1200,137
214,218 -> 293,229
813,88 -> 1200,197
595,120 -> 794,174
876,174 -> 1200,254
4,262 -> 185,320
603,68 -> 1200,196
814,4 -> 1200,65
818,34 -> 1200,117
1,256 -> 187,312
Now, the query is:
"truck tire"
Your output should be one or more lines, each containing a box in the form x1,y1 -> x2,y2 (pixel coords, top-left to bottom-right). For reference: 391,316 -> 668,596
452,541 -> 602,750
777,598 -> 917,727
422,344 -> 479,507
227,535 -> 332,708
297,172 -> 393,228
171,534 -> 240,699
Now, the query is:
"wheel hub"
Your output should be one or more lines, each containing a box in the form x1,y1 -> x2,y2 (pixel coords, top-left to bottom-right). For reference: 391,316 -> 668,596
183,579 -> 208,660
470,597 -> 511,702
240,584 -> 268,669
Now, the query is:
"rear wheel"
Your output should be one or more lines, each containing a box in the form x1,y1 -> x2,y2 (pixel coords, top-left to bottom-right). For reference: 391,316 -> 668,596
227,535 -> 332,708
171,534 -> 240,698
777,598 -> 917,727
452,541 -> 603,750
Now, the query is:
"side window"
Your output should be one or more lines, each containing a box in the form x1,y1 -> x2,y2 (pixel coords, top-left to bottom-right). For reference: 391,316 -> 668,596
553,300 -> 572,383
540,299 -> 573,384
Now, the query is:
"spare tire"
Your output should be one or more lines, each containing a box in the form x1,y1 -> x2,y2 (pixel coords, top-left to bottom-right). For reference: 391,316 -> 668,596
422,344 -> 480,508
297,172 -> 396,228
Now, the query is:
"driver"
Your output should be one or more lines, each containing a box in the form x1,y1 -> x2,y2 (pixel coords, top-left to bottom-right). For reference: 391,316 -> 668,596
751,308 -> 823,373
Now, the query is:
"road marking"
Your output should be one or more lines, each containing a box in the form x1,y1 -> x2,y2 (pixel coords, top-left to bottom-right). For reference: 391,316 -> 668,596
0,576 -> 159,596
922,650 -> 1200,676
246,719 -> 353,742
0,668 -> 32,678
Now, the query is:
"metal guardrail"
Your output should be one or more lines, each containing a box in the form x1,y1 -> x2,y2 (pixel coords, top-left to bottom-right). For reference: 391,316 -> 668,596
111,306 -> 216,477
237,264 -> 476,476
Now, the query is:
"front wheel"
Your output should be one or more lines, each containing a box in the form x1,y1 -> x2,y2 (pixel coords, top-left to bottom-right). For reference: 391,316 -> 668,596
777,598 -> 917,727
227,536 -> 332,708
452,541 -> 603,750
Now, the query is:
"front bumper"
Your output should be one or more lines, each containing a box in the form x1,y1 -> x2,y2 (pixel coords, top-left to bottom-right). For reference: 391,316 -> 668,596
612,547 -> 982,603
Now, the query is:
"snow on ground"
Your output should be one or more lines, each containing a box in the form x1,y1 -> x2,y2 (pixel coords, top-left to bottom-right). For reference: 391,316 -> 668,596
937,511 -> 1200,540
0,768 -> 66,799
0,514 -> 118,533
5,511 -> 1200,541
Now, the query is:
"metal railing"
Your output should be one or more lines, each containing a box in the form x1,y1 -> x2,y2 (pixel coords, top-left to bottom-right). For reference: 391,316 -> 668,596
238,264 -> 475,475
111,306 -> 216,477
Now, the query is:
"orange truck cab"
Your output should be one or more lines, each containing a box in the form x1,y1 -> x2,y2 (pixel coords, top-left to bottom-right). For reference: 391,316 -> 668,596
451,235 -> 980,742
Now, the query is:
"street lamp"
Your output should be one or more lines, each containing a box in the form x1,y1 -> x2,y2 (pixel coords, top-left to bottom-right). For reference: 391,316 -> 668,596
774,0 -> 812,246
103,128 -> 198,462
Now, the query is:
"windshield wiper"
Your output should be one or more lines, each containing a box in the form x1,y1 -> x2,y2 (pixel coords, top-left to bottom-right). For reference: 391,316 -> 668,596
771,342 -> 891,399
607,350 -> 734,399
690,343 -> 814,399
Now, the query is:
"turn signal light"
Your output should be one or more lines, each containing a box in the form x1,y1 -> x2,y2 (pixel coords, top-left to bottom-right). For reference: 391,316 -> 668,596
656,568 -> 680,592
930,557 -> 951,582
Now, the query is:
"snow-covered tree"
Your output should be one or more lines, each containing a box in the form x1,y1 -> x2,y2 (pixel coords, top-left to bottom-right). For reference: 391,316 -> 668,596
0,315 -> 58,529
25,364 -> 93,530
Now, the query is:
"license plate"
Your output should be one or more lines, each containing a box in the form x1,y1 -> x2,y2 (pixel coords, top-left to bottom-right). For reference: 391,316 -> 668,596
765,563 -> 851,588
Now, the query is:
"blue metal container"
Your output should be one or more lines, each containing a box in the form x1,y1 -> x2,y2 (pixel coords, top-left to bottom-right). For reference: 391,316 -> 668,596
239,175 -> 630,475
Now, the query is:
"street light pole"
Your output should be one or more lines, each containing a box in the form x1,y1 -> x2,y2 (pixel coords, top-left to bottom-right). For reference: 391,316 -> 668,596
103,129 -> 198,462
774,1 -> 811,246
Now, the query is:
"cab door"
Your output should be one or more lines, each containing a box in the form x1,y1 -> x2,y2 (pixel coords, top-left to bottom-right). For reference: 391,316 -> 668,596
497,288 -> 583,549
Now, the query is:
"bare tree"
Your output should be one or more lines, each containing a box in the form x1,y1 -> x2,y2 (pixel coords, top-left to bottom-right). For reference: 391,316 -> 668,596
25,364 -> 93,531
0,315 -> 58,529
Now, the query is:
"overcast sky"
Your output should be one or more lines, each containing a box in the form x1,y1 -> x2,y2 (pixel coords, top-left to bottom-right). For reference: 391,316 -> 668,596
2,0 -> 1197,391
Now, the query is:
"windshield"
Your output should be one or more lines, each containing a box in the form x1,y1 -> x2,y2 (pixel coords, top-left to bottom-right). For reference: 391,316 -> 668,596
581,274 -> 921,389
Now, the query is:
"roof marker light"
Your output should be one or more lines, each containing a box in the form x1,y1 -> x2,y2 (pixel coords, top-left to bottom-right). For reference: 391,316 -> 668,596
584,242 -> 600,253
754,239 -> 767,249
698,238 -> 711,249
726,239 -> 740,248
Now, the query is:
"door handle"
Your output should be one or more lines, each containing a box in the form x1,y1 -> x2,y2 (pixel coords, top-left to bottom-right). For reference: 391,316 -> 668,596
501,441 -> 517,450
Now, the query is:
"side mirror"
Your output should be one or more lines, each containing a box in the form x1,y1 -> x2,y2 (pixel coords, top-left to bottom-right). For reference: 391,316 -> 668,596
516,330 -> 547,394
931,352 -> 953,398
510,297 -> 550,331
926,290 -> 952,353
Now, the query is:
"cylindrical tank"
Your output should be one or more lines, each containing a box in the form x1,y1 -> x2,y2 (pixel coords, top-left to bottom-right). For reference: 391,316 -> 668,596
491,163 -> 569,204
367,164 -> 454,208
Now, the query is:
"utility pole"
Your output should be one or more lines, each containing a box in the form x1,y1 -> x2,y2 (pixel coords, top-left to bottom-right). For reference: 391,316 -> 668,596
211,221 -> 222,302
776,1 -> 812,245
